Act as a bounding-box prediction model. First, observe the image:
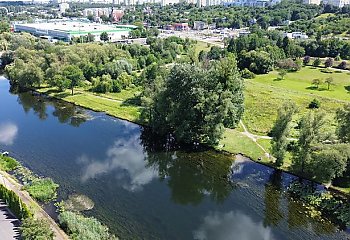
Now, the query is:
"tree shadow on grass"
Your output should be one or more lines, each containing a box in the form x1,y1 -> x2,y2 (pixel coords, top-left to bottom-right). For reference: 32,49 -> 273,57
273,78 -> 283,81
305,86 -> 328,91
44,89 -> 60,95
345,85 -> 350,93
55,92 -> 75,98
121,95 -> 141,107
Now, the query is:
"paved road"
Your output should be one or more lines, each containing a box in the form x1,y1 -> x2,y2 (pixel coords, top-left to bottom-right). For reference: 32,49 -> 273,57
0,201 -> 20,240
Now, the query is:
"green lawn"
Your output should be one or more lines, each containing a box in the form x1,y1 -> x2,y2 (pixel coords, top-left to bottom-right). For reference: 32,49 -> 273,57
220,129 -> 269,161
243,66 -> 350,135
37,88 -> 142,124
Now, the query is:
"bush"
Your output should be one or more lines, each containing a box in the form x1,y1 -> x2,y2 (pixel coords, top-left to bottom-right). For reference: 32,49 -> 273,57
58,211 -> 116,240
0,155 -> 19,171
338,61 -> 347,70
303,56 -> 311,65
308,99 -> 320,109
24,178 -> 59,203
20,218 -> 54,240
277,58 -> 300,72
324,57 -> 334,68
313,58 -> 321,67
241,68 -> 255,79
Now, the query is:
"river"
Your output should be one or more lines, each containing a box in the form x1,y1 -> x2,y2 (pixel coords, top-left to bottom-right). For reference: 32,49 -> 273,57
0,77 -> 348,240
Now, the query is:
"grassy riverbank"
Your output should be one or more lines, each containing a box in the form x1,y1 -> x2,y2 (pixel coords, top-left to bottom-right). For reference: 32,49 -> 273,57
0,155 -> 68,239
34,65 -> 350,194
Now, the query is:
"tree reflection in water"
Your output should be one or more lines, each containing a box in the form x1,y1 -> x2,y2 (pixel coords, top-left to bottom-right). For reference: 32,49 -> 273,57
13,88 -> 89,127
140,128 -> 235,205
264,170 -> 284,227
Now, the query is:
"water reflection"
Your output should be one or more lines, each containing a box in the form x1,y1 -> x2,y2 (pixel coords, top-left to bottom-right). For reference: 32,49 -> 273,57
142,131 -> 235,205
193,211 -> 274,240
79,136 -> 158,192
0,122 -> 18,145
263,170 -> 283,227
15,91 -> 89,127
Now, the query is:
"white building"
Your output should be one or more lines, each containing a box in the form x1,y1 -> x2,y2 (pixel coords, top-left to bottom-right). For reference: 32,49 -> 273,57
14,20 -> 134,42
303,0 -> 320,4
283,32 -> 308,40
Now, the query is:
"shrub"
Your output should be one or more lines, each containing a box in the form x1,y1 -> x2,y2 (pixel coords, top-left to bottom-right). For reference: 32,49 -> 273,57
303,55 -> 311,65
313,58 -> 321,67
0,155 -> 19,171
241,68 -> 255,79
58,211 -> 116,240
20,218 -> 54,240
324,57 -> 334,68
308,99 -> 320,109
338,61 -> 347,70
276,58 -> 300,72
24,178 -> 59,203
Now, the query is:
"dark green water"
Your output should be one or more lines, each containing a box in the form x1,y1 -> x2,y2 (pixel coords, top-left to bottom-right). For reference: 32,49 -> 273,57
0,77 -> 349,240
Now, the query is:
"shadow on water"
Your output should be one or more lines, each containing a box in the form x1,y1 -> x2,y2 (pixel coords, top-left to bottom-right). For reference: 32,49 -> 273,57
140,128 -> 235,205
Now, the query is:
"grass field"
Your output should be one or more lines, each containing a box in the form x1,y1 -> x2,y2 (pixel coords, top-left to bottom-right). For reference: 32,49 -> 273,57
243,66 -> 350,135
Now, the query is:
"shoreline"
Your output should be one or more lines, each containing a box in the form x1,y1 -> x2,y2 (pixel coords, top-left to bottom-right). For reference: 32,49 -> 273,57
0,169 -> 69,240
28,85 -> 350,198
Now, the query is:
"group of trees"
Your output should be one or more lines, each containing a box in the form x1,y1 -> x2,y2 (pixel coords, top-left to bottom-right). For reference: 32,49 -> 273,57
141,54 -> 244,146
1,31 -> 196,95
122,1 -> 322,30
270,103 -> 350,183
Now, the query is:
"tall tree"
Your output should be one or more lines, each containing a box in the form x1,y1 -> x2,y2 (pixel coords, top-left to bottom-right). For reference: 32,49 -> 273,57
100,32 -> 109,42
270,102 -> 297,167
336,104 -> 350,143
147,55 -> 244,145
292,111 -> 327,174
62,65 -> 85,95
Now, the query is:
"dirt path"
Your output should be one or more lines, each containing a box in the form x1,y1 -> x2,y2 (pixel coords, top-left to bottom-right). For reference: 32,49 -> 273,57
0,170 -> 69,240
239,120 -> 270,157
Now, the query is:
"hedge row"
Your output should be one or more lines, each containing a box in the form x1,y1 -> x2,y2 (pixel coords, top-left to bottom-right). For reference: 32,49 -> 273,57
0,183 -> 32,220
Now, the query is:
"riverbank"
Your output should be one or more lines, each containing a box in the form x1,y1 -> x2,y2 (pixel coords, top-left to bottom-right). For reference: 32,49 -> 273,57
32,85 -> 350,195
0,169 -> 69,240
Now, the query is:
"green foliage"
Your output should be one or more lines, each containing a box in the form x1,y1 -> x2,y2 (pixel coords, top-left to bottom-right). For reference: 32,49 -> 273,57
288,182 -> 350,227
336,104 -> 350,143
62,65 -> 85,95
324,77 -> 334,90
292,111 -> 327,174
278,69 -> 287,80
308,99 -> 321,109
270,102 -> 298,167
58,211 -> 116,240
241,68 -> 255,79
0,155 -> 20,171
146,54 -> 244,146
311,78 -> 322,88
0,184 -> 32,220
20,218 -> 54,240
100,31 -> 109,42
310,145 -> 349,183
23,178 -> 59,203
0,21 -> 10,34
313,58 -> 322,67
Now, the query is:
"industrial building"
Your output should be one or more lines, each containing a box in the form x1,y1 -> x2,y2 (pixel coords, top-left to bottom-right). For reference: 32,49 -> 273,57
13,21 -> 136,42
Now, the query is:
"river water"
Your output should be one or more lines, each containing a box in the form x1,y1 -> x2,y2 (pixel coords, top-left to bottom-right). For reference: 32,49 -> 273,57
0,77 -> 348,240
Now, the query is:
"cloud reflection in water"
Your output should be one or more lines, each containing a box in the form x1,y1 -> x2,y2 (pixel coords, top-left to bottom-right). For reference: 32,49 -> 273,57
194,211 -> 274,240
0,122 -> 18,145
79,136 -> 158,191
